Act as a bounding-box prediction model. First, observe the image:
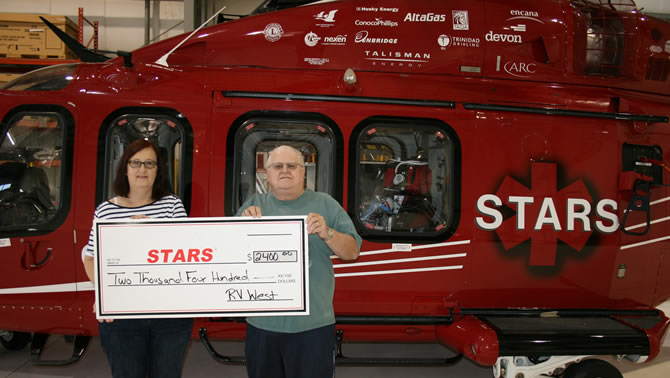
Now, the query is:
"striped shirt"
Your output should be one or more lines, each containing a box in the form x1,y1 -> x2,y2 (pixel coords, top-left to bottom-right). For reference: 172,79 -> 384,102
82,195 -> 187,259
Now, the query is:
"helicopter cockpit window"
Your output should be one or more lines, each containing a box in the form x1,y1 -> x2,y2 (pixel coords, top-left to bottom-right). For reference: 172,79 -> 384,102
354,119 -> 456,238
231,117 -> 336,213
0,112 -> 68,228
104,115 -> 186,200
1,64 -> 79,91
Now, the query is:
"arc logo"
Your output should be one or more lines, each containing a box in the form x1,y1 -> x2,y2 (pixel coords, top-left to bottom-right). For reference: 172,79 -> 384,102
504,61 -> 536,77
475,163 -> 618,266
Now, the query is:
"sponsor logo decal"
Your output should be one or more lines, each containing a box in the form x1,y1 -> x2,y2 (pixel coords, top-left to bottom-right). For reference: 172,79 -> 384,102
485,31 -> 522,43
507,9 -> 543,24
438,34 -> 451,48
364,50 -> 430,61
438,34 -> 480,49
511,9 -> 539,17
503,61 -> 536,77
356,7 -> 399,13
355,30 -> 398,44
506,24 -> 527,32
322,34 -> 347,46
355,19 -> 399,27
304,57 -> 330,65
475,163 -> 618,266
314,10 -> 338,23
452,10 -> 469,30
364,50 -> 431,67
650,45 -> 663,53
305,32 -> 346,46
404,13 -> 447,22
264,23 -> 284,42
304,31 -> 321,47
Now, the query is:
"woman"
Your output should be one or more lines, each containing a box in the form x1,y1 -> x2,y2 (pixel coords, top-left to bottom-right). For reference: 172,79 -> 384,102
82,139 -> 193,378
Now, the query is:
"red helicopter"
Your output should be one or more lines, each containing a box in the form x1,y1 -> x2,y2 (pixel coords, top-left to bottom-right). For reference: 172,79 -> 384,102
1,0 -> 669,377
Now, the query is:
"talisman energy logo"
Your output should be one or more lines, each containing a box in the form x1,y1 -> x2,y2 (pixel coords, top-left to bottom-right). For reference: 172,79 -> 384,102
475,163 -> 618,266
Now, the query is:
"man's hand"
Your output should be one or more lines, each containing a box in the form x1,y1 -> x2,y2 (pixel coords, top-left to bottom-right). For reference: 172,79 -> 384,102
307,213 -> 329,241
241,206 -> 262,217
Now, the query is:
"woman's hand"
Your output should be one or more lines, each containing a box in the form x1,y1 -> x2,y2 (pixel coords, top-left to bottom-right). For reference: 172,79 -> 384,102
93,302 -> 114,323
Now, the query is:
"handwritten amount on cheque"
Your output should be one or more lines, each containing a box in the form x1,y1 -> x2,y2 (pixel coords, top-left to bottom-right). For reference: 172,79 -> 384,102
107,270 -> 296,286
106,270 -> 298,301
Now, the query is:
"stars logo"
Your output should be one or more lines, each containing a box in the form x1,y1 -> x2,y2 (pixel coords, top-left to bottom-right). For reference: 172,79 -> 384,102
476,163 -> 619,266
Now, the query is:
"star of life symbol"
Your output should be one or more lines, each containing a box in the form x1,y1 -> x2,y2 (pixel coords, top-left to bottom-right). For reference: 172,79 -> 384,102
475,163 -> 619,266
264,23 -> 284,42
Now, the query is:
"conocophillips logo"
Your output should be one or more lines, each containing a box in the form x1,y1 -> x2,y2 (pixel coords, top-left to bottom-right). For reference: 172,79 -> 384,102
355,18 -> 398,27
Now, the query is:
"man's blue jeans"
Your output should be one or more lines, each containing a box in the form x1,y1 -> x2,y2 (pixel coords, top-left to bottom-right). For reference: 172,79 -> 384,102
99,318 -> 193,378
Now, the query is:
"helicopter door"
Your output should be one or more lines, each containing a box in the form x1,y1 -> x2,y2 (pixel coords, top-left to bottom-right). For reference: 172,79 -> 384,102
0,106 -> 76,306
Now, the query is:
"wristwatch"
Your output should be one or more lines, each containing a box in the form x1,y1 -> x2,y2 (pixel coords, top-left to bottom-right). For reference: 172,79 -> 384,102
325,227 -> 334,242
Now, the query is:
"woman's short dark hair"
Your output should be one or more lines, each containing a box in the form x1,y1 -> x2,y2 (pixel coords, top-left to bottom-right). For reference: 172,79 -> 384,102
113,139 -> 170,200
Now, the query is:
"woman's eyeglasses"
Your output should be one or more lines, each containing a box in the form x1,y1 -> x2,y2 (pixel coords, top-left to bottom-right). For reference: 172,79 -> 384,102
128,160 -> 157,169
268,162 -> 303,171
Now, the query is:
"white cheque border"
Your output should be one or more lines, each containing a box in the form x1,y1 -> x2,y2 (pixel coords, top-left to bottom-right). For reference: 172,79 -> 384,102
93,216 -> 309,319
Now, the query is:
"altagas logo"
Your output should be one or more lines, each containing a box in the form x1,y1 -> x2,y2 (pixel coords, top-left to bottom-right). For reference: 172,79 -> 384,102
475,163 -> 618,266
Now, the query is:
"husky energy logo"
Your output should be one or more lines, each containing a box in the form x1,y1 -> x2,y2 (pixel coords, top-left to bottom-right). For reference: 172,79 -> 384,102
475,163 -> 618,266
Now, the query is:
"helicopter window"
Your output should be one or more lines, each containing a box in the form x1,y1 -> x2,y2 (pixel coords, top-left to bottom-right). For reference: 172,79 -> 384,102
232,117 -> 336,213
1,64 -> 79,91
353,119 -> 457,239
103,115 -> 186,201
0,112 -> 67,228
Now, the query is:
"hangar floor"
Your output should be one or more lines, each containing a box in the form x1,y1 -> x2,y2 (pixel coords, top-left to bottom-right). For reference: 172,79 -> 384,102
1,335 -> 668,377
1,302 -> 668,378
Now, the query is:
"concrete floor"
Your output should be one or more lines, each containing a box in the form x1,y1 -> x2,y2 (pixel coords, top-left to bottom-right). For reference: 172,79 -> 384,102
1,335 -> 669,378
2,302 -> 669,378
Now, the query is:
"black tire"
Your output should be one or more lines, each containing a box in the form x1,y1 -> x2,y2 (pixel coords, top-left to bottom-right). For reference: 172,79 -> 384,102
562,359 -> 623,378
0,331 -> 32,350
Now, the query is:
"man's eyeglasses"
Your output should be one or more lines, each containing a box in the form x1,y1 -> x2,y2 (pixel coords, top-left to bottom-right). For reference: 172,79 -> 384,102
268,162 -> 303,171
128,159 -> 157,169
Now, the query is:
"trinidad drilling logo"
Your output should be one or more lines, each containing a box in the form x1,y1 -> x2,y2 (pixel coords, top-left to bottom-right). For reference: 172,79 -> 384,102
475,163 -> 618,266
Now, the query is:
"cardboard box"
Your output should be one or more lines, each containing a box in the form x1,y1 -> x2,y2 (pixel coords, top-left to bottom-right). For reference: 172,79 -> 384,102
0,13 -> 77,59
0,73 -> 22,84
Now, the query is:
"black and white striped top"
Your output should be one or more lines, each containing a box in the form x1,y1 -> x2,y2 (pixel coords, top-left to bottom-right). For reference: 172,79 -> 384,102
82,195 -> 187,259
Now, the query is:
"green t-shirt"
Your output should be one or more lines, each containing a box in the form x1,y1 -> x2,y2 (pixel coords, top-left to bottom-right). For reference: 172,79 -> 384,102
236,189 -> 362,333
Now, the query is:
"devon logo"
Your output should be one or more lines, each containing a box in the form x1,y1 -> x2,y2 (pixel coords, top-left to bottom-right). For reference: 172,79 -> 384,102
475,163 -> 618,266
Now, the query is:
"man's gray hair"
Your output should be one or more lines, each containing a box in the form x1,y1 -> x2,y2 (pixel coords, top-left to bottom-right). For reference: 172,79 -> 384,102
265,145 -> 305,168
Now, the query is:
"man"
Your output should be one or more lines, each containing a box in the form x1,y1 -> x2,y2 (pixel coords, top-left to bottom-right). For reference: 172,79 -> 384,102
237,145 -> 361,378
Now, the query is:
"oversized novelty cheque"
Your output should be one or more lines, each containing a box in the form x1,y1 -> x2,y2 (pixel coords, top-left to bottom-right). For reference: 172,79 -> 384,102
93,216 -> 309,319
